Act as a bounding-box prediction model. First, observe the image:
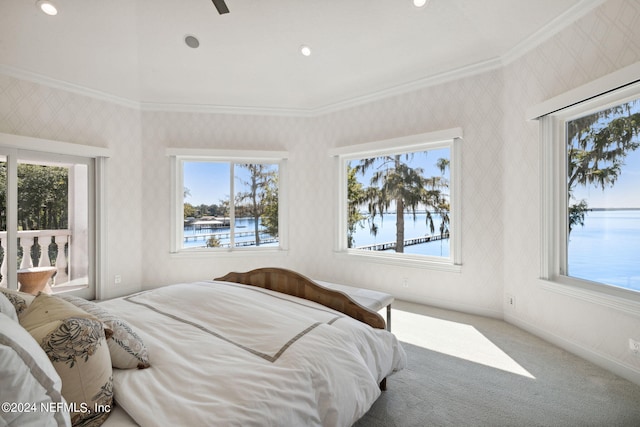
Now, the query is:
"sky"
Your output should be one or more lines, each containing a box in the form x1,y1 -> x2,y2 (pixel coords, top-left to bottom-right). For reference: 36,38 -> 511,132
183,161 -> 230,206
570,99 -> 640,209
571,146 -> 640,209
184,162 -> 277,207
183,135 -> 639,211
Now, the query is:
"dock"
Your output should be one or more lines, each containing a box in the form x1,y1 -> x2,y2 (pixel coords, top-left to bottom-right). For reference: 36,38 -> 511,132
184,230 -> 277,248
356,232 -> 449,251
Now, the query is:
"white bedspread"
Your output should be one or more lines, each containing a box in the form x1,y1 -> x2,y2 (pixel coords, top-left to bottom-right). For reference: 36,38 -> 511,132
99,280 -> 406,427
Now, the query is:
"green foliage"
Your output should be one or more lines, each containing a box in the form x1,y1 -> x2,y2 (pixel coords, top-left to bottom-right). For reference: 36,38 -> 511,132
183,203 -> 197,219
351,152 -> 449,253
182,202 -> 228,219
347,166 -> 367,248
0,163 -> 68,231
260,175 -> 279,238
206,235 -> 221,248
236,164 -> 278,245
567,100 -> 640,232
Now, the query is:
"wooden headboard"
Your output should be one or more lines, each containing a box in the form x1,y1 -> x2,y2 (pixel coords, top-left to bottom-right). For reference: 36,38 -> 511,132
214,267 -> 386,330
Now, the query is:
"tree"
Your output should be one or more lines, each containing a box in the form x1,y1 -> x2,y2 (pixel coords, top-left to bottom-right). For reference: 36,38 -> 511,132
0,163 -> 68,231
347,166 -> 367,248
353,153 -> 449,253
206,235 -> 221,248
261,174 -> 279,238
236,164 -> 277,246
183,203 -> 197,219
567,100 -> 640,232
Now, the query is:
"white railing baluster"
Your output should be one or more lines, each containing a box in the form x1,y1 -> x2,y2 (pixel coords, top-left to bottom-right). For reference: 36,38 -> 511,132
0,230 -> 72,289
54,235 -> 69,285
0,234 -> 6,288
37,237 -> 50,267
19,237 -> 34,269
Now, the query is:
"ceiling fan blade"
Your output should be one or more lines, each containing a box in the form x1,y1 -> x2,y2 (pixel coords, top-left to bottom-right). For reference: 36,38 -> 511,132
211,0 -> 229,14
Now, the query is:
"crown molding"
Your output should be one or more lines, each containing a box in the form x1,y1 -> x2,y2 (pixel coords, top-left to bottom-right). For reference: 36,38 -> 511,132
0,0 -> 606,118
0,64 -> 141,110
312,57 -> 504,116
501,0 -> 607,67
139,101 -> 316,118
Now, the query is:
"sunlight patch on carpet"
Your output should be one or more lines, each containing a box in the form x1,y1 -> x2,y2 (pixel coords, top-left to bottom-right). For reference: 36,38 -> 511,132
394,309 -> 535,379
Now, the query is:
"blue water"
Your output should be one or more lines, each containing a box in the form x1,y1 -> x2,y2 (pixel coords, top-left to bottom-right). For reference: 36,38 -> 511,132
568,210 -> 640,291
184,217 -> 278,248
185,210 -> 640,292
351,212 -> 450,257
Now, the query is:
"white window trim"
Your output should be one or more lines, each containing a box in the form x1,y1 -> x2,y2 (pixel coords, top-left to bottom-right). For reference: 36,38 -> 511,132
0,132 -> 110,300
330,128 -> 462,272
167,148 -> 289,256
534,69 -> 640,313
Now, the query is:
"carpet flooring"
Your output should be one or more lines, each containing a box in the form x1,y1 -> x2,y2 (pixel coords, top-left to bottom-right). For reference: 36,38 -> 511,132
354,301 -> 640,427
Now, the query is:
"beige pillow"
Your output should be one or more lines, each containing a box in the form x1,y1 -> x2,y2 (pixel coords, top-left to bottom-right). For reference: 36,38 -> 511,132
58,295 -> 150,369
20,293 -> 99,331
21,294 -> 113,427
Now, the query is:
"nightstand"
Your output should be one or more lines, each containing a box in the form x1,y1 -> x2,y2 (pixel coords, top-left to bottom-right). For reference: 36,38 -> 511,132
17,267 -> 57,295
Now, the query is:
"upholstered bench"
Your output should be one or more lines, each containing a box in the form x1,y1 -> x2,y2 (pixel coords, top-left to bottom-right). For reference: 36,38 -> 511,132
314,280 -> 394,331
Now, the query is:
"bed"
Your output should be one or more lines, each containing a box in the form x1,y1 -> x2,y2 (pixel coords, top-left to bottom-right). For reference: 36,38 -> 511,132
1,268 -> 406,427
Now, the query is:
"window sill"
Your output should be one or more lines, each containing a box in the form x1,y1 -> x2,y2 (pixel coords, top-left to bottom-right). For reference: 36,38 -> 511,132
335,250 -> 461,273
540,277 -> 640,318
170,247 -> 288,258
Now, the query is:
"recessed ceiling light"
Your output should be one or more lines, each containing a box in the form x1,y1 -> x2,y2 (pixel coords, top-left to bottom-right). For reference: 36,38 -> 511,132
413,0 -> 429,7
36,0 -> 58,16
300,45 -> 312,57
185,35 -> 200,49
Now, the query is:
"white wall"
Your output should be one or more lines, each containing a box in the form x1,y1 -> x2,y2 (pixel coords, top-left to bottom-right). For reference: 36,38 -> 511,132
137,70 -> 507,318
0,75 -> 144,300
501,0 -> 640,384
138,112 -> 316,285
1,0 -> 638,385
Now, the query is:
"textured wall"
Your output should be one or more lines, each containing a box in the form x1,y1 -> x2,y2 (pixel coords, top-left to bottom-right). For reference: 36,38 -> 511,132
501,0 -> 640,382
0,75 -> 144,299
139,111 -> 316,285
138,68 -> 507,318
312,71 -> 507,317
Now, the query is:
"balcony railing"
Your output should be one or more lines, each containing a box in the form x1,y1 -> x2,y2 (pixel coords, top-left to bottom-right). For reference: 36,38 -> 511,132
0,230 -> 70,289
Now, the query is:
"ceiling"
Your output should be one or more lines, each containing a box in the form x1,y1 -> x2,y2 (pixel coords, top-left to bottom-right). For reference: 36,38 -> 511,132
1,0 -> 600,114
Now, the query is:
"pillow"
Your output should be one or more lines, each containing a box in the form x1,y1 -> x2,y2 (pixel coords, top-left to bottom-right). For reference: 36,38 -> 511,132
0,291 -> 18,322
0,312 -> 71,427
0,287 -> 36,317
21,294 -> 113,427
19,293 -> 107,335
58,295 -> 150,369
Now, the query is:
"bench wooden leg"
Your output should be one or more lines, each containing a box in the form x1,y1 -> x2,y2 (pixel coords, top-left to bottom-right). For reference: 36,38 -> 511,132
386,304 -> 391,331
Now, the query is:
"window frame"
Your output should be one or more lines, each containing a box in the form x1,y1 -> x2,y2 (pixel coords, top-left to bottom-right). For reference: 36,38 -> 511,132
330,128 -> 462,271
167,148 -> 289,256
0,132 -> 109,300
538,80 -> 640,309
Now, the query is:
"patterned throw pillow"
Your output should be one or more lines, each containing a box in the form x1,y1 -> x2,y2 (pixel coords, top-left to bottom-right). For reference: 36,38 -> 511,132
0,287 -> 36,317
58,295 -> 150,369
20,294 -> 113,427
0,292 -> 19,322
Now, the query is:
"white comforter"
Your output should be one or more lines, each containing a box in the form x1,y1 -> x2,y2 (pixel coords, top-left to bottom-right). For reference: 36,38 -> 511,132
99,280 -> 406,427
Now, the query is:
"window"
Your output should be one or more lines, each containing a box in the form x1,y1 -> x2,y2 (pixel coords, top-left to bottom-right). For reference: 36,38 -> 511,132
169,149 -> 287,253
540,81 -> 640,299
0,134 -> 108,299
331,129 -> 462,270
